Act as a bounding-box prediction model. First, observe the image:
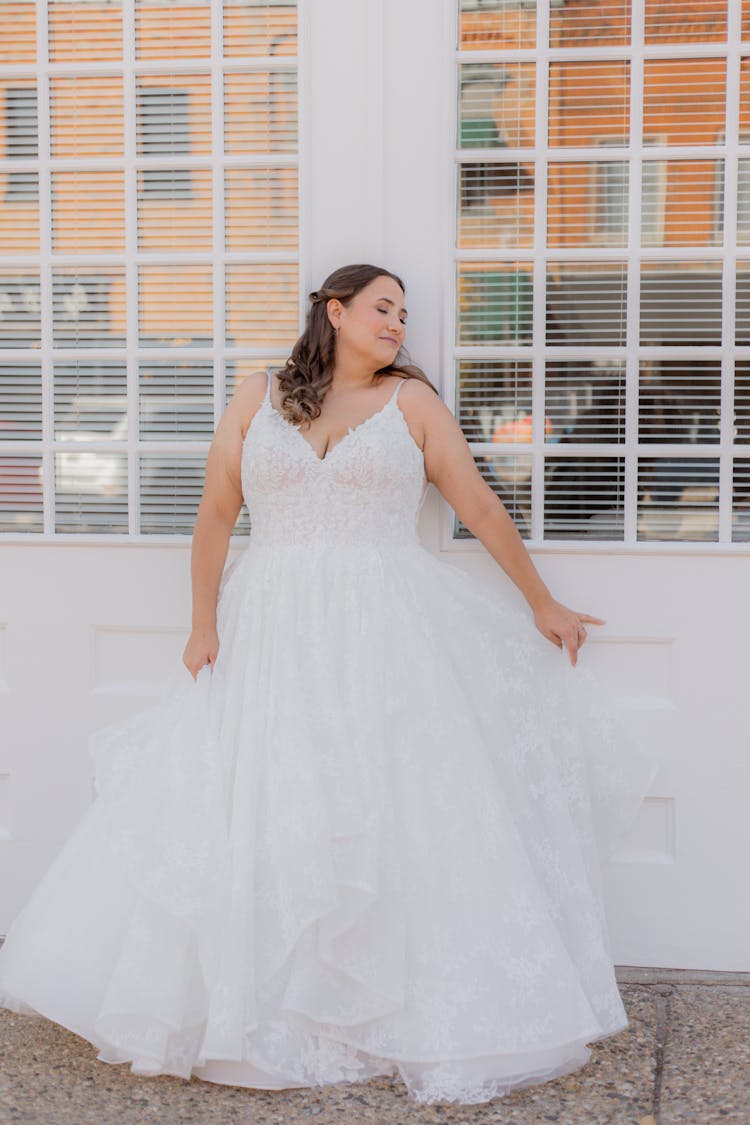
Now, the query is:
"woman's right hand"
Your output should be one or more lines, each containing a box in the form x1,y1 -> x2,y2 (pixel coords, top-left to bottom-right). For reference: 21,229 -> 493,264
182,625 -> 220,680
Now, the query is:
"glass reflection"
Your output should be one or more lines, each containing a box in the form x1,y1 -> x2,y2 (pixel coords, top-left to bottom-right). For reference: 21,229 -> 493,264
640,263 -> 722,344
643,59 -> 725,147
548,161 -> 628,249
733,459 -> 750,541
457,163 -> 534,248
458,0 -> 535,52
546,263 -> 627,346
544,457 -> 624,540
458,63 -> 535,150
550,0 -> 630,47
457,264 -> 533,346
0,364 -> 42,441
0,456 -> 43,532
456,360 -> 532,444
638,458 -> 719,541
545,361 -> 626,444
55,451 -> 128,533
644,0 -> 726,45
638,360 -> 721,444
548,62 -> 630,148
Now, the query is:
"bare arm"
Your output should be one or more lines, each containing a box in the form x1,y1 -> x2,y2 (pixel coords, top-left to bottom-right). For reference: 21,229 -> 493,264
401,380 -> 603,666
183,370 -> 267,678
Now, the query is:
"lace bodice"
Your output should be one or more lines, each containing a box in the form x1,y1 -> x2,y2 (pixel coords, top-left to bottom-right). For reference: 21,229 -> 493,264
241,372 -> 429,548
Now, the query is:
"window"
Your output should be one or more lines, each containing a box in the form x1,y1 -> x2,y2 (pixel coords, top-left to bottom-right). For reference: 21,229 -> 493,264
137,88 -> 192,200
455,0 -> 742,545
4,87 -> 38,203
0,0 -> 301,537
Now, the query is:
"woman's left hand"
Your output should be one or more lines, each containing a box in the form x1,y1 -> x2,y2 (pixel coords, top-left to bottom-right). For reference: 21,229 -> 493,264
533,598 -> 604,667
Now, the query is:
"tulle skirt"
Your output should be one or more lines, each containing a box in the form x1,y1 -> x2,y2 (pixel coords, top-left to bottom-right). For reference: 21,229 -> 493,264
0,541 -> 658,1105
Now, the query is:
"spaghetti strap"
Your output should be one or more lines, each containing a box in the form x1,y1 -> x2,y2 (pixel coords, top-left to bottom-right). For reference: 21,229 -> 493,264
391,377 -> 407,405
264,367 -> 272,405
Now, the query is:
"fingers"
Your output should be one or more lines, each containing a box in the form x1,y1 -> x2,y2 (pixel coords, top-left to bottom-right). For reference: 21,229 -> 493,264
576,613 -> 605,625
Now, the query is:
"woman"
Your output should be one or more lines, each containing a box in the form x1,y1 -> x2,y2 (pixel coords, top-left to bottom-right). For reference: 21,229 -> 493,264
0,264 -> 657,1107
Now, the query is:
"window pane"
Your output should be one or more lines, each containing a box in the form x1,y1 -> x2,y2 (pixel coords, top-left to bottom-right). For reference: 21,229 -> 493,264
640,264 -> 723,344
642,159 -> 722,247
55,451 -> 128,533
225,71 -> 297,153
0,456 -> 43,532
225,264 -> 299,348
638,360 -> 721,444
456,360 -> 533,445
458,63 -> 535,150
733,459 -> 750,541
140,455 -> 205,534
52,171 -> 126,254
225,168 -> 299,251
0,364 -> 42,441
139,362 -> 214,440
550,0 -> 630,47
54,362 -> 127,438
546,361 -> 626,444
644,0 -> 726,45
458,163 -> 534,249
53,269 -> 126,348
0,2 -> 36,64
548,161 -> 628,249
0,271 -> 41,348
138,168 -> 212,250
735,263 -> 750,344
138,266 -> 213,347
136,0 -> 210,60
50,76 -> 124,157
544,458 -> 625,540
224,0 -> 297,58
643,59 -> 725,147
547,264 -> 628,347
48,0 -> 123,63
638,458 -> 719,541
548,62 -> 630,148
458,0 -> 536,52
457,264 -> 533,346
734,360 -> 750,442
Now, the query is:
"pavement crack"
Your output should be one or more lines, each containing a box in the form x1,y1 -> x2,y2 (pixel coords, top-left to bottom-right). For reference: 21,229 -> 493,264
651,983 -> 673,1124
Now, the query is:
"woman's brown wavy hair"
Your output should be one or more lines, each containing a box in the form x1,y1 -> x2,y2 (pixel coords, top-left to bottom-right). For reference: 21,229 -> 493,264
275,263 -> 439,425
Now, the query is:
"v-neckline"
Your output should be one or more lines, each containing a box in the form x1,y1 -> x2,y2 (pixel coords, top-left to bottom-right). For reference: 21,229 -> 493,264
267,387 -> 399,464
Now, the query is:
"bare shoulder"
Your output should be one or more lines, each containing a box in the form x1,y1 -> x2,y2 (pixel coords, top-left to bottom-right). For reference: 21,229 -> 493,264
222,369 -> 269,440
397,375 -> 453,449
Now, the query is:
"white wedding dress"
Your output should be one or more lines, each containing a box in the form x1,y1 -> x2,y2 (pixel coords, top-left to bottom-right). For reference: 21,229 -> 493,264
0,372 -> 658,1106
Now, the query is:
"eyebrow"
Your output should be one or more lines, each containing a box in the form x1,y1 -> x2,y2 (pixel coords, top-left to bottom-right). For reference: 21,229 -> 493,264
376,296 -> 408,318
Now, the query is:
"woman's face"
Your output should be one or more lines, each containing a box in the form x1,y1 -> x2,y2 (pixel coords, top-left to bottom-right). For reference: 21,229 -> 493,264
329,275 -> 408,369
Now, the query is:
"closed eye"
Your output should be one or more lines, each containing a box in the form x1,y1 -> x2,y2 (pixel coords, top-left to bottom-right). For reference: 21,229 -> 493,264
377,307 -> 407,325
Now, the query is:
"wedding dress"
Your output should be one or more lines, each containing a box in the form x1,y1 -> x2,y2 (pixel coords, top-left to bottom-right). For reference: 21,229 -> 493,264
0,371 -> 658,1105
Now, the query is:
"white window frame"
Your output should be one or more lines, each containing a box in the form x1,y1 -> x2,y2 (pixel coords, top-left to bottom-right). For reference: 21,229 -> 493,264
0,0 -> 308,543
447,0 -> 748,555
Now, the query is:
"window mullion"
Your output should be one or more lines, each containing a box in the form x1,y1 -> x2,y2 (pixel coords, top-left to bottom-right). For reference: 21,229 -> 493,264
121,0 -> 139,536
624,0 -> 645,546
720,0 -> 741,544
35,0 -> 54,535
530,0 -> 550,544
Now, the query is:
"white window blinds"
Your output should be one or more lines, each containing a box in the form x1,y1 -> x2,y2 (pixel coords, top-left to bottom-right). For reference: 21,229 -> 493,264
0,0 -> 301,536
455,0 -> 748,545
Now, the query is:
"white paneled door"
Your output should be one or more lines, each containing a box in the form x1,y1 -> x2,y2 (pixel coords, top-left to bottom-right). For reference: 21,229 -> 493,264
1,0 -> 748,971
